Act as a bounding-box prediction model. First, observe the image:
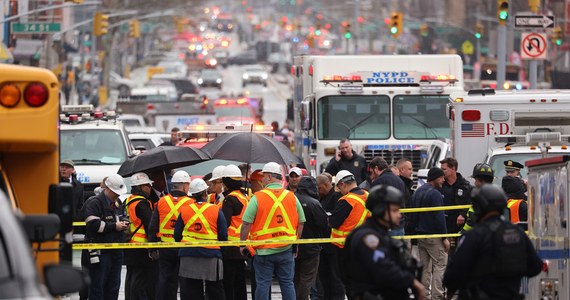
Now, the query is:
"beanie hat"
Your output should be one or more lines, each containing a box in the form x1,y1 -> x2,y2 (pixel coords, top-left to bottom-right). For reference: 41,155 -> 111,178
501,176 -> 526,199
427,167 -> 445,182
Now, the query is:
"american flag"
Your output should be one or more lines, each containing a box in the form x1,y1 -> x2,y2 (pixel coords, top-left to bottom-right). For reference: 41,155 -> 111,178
461,123 -> 485,137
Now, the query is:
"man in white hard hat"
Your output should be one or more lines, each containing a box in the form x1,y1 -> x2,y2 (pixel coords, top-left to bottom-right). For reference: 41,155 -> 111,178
328,169 -> 370,299
123,172 -> 158,300
175,178 -> 228,299
207,165 -> 226,205
84,173 -> 130,300
240,162 -> 306,300
220,164 -> 251,299
148,170 -> 194,300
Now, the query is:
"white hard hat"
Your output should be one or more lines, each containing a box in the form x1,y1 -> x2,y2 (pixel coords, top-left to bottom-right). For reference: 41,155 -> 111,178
336,170 -> 355,183
262,162 -> 282,175
130,172 -> 154,186
105,174 -> 128,195
209,165 -> 226,181
223,164 -> 242,178
189,178 -> 208,194
172,170 -> 191,183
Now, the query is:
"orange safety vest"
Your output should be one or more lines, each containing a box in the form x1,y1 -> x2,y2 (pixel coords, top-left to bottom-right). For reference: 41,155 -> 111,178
125,194 -> 152,243
180,201 -> 220,249
507,199 -> 523,223
157,194 -> 193,242
331,191 -> 370,248
250,188 -> 299,249
227,190 -> 250,241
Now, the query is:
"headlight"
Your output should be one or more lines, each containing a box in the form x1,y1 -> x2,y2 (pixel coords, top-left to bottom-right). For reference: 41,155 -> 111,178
197,78 -> 204,84
216,78 -> 222,83
242,74 -> 249,79
262,74 -> 268,79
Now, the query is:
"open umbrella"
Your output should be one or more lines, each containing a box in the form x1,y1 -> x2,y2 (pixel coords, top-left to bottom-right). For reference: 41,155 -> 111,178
118,146 -> 210,177
201,132 -> 302,166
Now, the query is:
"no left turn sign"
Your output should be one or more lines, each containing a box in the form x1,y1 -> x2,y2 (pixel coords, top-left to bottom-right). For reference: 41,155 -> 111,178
521,32 -> 547,60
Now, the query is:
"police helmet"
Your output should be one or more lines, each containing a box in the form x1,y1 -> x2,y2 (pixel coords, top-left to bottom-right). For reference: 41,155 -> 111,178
365,185 -> 403,218
471,184 -> 507,220
472,163 -> 494,179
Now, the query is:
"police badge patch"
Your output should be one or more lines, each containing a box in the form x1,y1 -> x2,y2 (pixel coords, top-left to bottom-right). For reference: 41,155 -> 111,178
457,189 -> 463,197
354,161 -> 359,167
363,234 -> 380,249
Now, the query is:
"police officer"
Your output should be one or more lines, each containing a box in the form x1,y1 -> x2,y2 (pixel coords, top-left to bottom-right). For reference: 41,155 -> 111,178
504,160 -> 527,199
443,185 -> 543,299
345,185 -> 424,300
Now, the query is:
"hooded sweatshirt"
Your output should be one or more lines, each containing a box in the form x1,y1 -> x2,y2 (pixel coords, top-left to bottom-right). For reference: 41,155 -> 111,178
295,177 -> 329,259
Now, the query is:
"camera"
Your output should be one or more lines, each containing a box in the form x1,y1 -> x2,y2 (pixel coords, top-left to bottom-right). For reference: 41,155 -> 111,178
89,249 -> 101,264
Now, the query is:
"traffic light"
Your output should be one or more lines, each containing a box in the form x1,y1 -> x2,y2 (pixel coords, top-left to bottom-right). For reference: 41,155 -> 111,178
129,19 -> 140,38
420,23 -> 429,37
390,12 -> 403,38
93,12 -> 109,36
475,23 -> 484,39
497,0 -> 509,23
343,23 -> 351,39
315,22 -> 321,36
552,26 -> 563,46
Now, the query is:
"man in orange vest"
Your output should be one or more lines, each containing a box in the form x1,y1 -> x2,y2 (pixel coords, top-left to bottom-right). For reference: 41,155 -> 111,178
148,170 -> 193,300
124,172 -> 158,300
174,178 -> 228,300
328,170 -> 369,299
501,175 -> 528,224
240,162 -> 306,300
220,164 -> 250,300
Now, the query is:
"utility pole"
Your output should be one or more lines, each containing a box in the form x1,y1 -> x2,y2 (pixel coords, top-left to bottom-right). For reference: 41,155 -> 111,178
496,0 -> 509,90
528,0 -> 540,89
353,0 -> 359,54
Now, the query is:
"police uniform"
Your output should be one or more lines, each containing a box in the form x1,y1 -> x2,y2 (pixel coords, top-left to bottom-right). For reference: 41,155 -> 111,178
443,185 -> 543,299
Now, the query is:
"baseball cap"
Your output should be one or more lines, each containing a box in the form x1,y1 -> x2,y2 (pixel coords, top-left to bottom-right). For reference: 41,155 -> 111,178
250,169 -> 264,181
172,170 -> 191,183
289,167 -> 302,176
60,159 -> 75,168
105,174 -> 128,195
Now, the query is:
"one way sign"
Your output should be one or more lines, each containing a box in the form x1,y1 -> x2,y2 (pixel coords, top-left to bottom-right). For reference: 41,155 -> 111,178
514,15 -> 555,29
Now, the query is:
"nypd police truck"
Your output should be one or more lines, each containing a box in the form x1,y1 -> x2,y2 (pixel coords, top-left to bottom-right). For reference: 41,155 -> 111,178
291,55 -> 464,177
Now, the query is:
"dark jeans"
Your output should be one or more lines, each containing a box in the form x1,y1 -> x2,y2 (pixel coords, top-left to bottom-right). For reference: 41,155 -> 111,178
179,277 -> 225,300
318,247 -> 346,300
125,264 -> 158,300
89,250 -> 123,300
223,259 -> 247,300
294,255 -> 320,300
156,249 -> 180,300
253,249 -> 295,300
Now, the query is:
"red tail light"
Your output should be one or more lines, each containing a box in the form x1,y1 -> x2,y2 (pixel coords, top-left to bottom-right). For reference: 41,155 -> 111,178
24,82 -> 48,107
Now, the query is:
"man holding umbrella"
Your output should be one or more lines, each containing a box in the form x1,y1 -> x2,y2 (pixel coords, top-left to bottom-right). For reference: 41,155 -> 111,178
148,170 -> 194,300
239,162 -> 306,300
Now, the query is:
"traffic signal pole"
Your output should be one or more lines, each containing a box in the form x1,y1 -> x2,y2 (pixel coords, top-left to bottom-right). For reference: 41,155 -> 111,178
496,0 -> 509,90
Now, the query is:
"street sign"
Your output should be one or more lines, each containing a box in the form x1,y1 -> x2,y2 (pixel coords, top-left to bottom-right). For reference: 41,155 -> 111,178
11,23 -> 61,33
521,32 -> 547,60
514,15 -> 554,29
462,40 -> 474,55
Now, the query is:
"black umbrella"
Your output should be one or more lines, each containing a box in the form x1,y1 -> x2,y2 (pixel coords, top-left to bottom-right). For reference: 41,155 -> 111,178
118,146 -> 211,177
202,132 -> 302,165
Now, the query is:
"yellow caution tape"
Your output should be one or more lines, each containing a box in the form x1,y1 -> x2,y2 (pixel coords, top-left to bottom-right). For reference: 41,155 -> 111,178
72,205 -> 472,228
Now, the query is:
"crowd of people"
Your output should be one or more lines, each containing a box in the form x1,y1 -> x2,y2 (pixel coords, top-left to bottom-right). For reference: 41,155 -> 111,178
64,138 -> 542,300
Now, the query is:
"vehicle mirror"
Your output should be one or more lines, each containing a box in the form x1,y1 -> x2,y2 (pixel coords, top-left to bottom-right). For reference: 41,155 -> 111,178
44,263 -> 88,296
48,183 -> 73,236
135,145 -> 147,151
22,214 -> 60,243
300,99 -> 312,131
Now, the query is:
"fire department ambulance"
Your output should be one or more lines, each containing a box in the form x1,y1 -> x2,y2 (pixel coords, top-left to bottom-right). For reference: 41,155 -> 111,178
526,155 -> 570,299
291,55 -> 464,176
426,89 -> 570,182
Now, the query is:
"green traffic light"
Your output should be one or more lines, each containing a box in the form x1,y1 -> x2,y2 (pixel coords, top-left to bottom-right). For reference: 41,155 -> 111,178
390,27 -> 398,34
475,33 -> 481,39
315,29 -> 321,36
499,11 -> 508,20
556,39 -> 562,46
344,32 -> 352,39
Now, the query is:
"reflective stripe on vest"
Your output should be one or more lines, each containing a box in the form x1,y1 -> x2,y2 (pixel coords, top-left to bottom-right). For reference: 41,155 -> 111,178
157,195 -> 192,242
181,202 -> 220,249
250,188 -> 298,249
507,199 -> 522,224
126,195 -> 151,243
331,191 -> 369,248
227,191 -> 249,241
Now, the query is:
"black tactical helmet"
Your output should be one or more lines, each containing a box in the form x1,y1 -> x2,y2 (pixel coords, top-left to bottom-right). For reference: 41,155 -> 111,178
472,163 -> 494,179
471,184 -> 507,220
366,185 -> 403,218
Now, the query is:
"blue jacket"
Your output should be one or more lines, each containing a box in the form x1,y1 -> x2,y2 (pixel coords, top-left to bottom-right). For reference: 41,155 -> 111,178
411,183 -> 447,234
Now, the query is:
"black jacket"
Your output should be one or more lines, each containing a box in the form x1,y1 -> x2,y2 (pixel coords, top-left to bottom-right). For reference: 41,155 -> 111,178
295,177 -> 329,260
221,188 -> 247,260
324,150 -> 368,185
84,191 -> 125,244
371,170 -> 406,194
124,188 -> 156,267
444,215 -> 542,299
441,173 -> 472,233
320,188 -> 342,215
345,218 -> 417,299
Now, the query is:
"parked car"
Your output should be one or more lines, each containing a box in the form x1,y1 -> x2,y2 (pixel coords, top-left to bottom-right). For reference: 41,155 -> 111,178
129,133 -> 168,151
197,69 -> 223,89
242,65 -> 268,87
